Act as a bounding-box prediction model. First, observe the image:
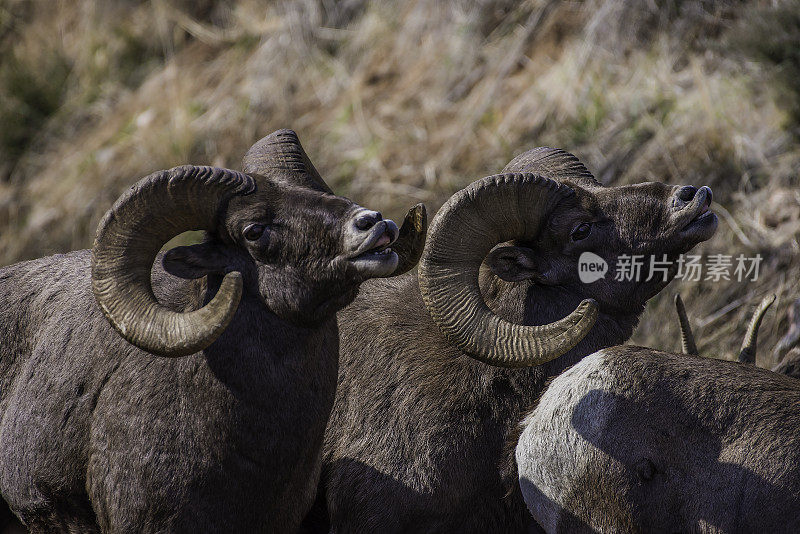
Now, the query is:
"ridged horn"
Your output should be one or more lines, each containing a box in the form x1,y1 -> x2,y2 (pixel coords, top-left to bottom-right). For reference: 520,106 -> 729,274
242,129 -> 333,194
386,203 -> 427,276
674,294 -> 699,355
772,298 -> 800,364
92,166 -> 255,357
738,294 -> 776,364
502,147 -> 601,187
418,173 -> 598,368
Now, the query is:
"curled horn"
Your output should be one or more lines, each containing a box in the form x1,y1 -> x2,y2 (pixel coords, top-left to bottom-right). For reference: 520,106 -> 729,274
418,172 -> 598,368
738,294 -> 776,364
502,146 -> 601,187
92,166 -> 255,357
674,294 -> 699,355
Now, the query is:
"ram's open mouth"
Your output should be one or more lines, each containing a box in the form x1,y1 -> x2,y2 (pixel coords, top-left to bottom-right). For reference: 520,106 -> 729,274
690,210 -> 715,225
355,233 -> 393,259
348,220 -> 400,276
349,221 -> 400,263
686,201 -> 714,227
681,187 -> 715,231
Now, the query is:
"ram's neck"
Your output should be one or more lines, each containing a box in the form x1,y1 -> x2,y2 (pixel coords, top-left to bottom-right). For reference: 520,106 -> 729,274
195,274 -> 339,386
180,275 -> 339,477
137,270 -> 339,421
152,273 -> 338,525
480,275 -> 642,376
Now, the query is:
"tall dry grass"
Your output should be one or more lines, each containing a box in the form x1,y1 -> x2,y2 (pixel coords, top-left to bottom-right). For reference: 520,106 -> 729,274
0,0 -> 798,365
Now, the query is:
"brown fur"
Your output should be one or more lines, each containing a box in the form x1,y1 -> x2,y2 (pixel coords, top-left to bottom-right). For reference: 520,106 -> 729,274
304,149 -> 718,533
517,346 -> 800,532
0,166 -> 397,532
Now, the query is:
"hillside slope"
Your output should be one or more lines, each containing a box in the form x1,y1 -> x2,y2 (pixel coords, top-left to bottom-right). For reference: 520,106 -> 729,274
1,0 -> 798,364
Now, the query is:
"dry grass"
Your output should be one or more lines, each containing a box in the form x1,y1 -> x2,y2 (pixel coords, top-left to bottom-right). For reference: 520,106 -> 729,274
0,0 -> 798,366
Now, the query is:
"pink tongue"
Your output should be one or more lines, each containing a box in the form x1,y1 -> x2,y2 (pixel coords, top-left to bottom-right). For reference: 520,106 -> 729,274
375,233 -> 391,248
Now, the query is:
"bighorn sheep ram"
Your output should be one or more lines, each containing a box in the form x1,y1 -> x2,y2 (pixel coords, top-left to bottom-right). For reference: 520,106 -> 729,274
513,295 -> 798,532
305,148 -> 718,532
515,346 -> 800,532
0,129 -> 425,532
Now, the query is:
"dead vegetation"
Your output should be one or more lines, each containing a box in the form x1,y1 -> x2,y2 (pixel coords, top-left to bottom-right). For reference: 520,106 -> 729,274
0,0 -> 798,365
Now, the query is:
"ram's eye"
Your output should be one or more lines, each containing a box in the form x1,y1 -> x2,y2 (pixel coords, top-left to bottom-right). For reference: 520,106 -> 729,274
570,223 -> 592,241
243,224 -> 266,241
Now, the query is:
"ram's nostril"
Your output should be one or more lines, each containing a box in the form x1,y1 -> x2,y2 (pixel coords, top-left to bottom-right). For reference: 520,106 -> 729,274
355,211 -> 383,231
677,186 -> 698,202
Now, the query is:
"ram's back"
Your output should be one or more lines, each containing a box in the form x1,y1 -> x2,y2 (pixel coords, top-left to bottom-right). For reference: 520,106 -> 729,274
519,347 -> 800,533
0,251 -> 99,399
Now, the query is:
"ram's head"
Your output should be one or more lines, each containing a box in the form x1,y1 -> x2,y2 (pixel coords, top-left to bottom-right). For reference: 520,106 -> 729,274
417,147 -> 717,367
92,129 -> 427,357
486,148 -> 718,314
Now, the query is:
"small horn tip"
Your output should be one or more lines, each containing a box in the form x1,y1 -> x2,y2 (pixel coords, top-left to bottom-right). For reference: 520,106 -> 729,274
222,270 -> 243,286
579,298 -> 599,311
578,298 -> 600,323
406,203 -> 428,231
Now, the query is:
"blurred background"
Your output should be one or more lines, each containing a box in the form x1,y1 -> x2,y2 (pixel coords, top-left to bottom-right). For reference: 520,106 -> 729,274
0,0 -> 798,366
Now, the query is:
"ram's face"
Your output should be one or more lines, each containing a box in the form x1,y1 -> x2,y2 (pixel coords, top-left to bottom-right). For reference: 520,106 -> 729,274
219,176 -> 400,325
588,182 -> 718,257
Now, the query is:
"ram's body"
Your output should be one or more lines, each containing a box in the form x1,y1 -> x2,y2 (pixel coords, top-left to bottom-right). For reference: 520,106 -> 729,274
319,272 -> 640,532
0,130 -> 421,533
0,251 -> 336,532
516,346 -> 800,533
309,148 -> 719,532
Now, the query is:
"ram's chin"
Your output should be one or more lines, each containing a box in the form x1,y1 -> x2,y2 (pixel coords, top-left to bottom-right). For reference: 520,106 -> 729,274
679,211 -> 718,246
349,249 -> 399,278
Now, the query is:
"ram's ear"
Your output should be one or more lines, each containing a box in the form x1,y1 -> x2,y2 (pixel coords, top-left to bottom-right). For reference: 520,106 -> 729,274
485,246 -> 540,282
163,242 -> 231,279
